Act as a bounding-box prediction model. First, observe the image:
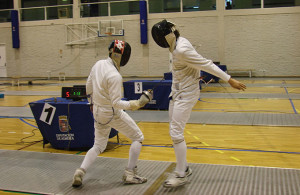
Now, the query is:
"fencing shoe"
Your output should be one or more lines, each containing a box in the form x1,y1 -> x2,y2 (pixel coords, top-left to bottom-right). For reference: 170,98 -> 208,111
122,167 -> 147,184
163,171 -> 187,188
185,166 -> 192,177
72,168 -> 86,187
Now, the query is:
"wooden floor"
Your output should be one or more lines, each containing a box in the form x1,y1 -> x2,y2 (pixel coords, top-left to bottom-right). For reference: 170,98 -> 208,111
0,77 -> 299,178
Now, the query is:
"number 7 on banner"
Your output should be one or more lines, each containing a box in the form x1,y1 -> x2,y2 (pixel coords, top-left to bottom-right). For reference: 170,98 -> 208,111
40,103 -> 56,125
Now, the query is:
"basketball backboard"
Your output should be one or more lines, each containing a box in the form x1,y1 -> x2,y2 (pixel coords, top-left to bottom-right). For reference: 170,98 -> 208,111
98,19 -> 124,37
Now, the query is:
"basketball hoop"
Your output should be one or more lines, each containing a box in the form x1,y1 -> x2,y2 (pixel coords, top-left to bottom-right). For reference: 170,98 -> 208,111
105,32 -> 112,36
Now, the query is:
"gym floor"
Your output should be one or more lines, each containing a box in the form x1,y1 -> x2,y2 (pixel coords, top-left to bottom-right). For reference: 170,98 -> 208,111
0,77 -> 299,194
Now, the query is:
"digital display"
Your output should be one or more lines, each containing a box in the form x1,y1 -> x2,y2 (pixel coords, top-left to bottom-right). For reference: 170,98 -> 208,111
62,87 -> 87,100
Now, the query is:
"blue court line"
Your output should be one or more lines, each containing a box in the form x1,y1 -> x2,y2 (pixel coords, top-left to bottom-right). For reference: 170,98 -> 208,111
0,116 -> 34,119
108,142 -> 300,155
198,98 -> 230,105
283,84 -> 298,114
0,116 -> 39,129
19,117 -> 38,129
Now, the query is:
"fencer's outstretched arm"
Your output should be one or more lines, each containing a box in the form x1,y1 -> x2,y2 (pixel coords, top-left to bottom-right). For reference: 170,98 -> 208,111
181,44 -> 230,82
129,90 -> 153,111
180,39 -> 246,90
228,78 -> 246,91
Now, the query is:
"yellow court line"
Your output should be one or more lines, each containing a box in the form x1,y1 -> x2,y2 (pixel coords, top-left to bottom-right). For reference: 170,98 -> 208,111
230,156 -> 241,162
288,89 -> 296,93
188,133 -> 243,163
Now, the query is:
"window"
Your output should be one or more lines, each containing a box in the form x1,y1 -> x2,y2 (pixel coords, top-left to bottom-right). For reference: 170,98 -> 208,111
81,0 -> 139,17
227,0 -> 261,9
81,0 -> 108,17
183,0 -> 216,12
0,10 -> 11,22
264,0 -> 296,8
21,8 -> 45,21
81,3 -> 108,17
21,0 -> 73,21
0,0 -> 13,22
110,1 -> 140,16
226,0 -> 299,9
48,6 -> 73,20
81,0 -> 102,3
0,0 -> 13,9
225,0 -> 233,9
149,0 -> 180,13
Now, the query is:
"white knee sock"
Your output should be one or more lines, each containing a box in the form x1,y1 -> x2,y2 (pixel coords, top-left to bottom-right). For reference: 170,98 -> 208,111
127,141 -> 142,170
174,140 -> 187,177
80,147 -> 100,171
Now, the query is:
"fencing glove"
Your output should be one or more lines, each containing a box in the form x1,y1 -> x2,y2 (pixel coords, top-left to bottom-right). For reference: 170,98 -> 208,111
129,90 -> 153,111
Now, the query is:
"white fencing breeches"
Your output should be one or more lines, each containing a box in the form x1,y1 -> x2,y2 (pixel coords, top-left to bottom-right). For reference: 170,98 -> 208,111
80,106 -> 143,171
93,106 -> 144,154
168,94 -> 198,141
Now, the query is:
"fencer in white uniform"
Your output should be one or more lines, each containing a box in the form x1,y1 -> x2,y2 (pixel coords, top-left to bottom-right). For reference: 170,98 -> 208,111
72,40 -> 153,187
152,20 -> 246,188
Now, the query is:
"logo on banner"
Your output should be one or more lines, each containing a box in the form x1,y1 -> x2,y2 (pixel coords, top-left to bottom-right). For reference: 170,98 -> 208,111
58,115 -> 69,132
56,134 -> 74,140
57,115 -> 74,140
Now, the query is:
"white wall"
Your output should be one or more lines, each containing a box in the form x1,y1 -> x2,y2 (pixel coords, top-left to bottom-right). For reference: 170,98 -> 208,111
223,8 -> 300,76
0,5 -> 299,77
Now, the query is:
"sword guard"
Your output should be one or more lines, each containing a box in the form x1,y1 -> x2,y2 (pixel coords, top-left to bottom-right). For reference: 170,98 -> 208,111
142,90 -> 153,101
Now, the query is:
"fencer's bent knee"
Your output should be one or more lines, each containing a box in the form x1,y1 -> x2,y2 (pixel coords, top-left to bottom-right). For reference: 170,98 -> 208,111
93,142 -> 107,154
127,135 -> 144,143
130,133 -> 143,143
135,134 -> 144,143
172,139 -> 185,144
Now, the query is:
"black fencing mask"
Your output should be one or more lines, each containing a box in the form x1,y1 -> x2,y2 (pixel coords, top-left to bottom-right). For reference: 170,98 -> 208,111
151,20 -> 179,52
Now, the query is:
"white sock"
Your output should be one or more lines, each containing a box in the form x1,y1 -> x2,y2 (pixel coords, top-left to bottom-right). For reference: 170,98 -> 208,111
80,147 -> 100,171
127,141 -> 142,170
174,140 -> 187,177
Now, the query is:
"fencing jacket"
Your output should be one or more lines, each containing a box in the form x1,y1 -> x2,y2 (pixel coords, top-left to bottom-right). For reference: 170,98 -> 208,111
86,57 -> 131,111
170,37 -> 231,100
